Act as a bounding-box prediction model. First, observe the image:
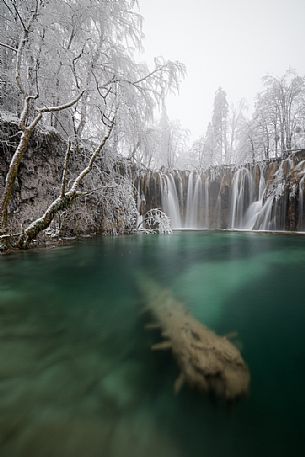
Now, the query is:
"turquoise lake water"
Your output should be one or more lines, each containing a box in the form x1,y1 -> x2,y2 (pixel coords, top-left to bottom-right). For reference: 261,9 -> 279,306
0,231 -> 304,457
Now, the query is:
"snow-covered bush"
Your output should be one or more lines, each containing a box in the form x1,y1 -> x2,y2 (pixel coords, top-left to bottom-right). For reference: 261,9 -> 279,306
138,208 -> 172,234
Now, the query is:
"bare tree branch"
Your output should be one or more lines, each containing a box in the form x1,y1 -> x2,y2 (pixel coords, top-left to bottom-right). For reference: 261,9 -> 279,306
39,91 -> 84,113
0,41 -> 17,52
70,118 -> 115,193
8,0 -> 27,30
2,0 -> 16,21
133,64 -> 168,85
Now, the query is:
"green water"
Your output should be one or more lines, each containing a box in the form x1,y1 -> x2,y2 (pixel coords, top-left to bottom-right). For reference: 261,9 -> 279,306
0,231 -> 304,457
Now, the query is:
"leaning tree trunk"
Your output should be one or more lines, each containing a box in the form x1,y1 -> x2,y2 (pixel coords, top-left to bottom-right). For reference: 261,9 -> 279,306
17,192 -> 76,248
0,93 -> 83,235
0,119 -> 40,231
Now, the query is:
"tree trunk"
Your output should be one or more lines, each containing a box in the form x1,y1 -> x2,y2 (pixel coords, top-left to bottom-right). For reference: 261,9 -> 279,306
17,192 -> 76,248
0,93 -> 82,234
0,127 -> 34,230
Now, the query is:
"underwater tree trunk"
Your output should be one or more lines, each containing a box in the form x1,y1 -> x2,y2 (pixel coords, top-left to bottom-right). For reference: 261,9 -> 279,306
139,276 -> 250,401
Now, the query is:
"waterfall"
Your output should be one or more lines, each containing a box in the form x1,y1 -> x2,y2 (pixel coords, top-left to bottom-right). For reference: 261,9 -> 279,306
185,172 -> 209,229
185,172 -> 203,228
140,152 -> 305,232
185,172 -> 194,227
203,178 -> 209,228
230,168 -> 254,228
248,160 -> 287,231
255,196 -> 275,230
177,172 -> 183,214
298,175 -> 305,230
161,173 -> 182,229
244,167 -> 266,229
215,192 -> 222,228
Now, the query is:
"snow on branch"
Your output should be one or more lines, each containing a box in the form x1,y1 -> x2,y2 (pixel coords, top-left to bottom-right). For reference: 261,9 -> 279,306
0,42 -> 17,52
138,208 -> 172,234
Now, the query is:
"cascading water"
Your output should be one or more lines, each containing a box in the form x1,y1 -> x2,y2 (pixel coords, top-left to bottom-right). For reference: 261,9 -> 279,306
230,168 -> 254,228
244,167 -> 266,229
184,172 -> 210,229
298,175 -> 305,230
255,196 -> 275,230
185,171 -> 194,228
160,173 -> 182,229
177,172 -> 183,215
185,172 -> 202,228
140,151 -> 305,232
253,160 -> 288,230
203,178 -> 209,228
243,158 -> 296,230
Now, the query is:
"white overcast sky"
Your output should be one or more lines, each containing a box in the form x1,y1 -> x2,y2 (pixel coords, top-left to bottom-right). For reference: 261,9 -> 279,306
138,0 -> 305,140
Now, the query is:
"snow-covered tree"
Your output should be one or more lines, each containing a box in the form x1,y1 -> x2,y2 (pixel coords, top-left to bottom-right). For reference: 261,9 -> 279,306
0,0 -> 185,246
255,70 -> 305,155
212,87 -> 228,164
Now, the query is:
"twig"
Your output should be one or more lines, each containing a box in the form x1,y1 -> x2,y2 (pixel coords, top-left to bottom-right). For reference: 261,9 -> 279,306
0,42 -> 17,52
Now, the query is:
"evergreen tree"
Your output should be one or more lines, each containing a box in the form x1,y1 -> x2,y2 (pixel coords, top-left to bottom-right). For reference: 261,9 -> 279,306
212,87 -> 228,164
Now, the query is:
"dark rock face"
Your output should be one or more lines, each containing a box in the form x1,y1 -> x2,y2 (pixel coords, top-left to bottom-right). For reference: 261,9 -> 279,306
0,120 -> 64,231
0,120 -> 136,239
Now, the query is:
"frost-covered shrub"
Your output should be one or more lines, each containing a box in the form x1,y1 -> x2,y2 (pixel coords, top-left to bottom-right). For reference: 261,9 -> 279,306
57,173 -> 138,236
139,208 -> 172,234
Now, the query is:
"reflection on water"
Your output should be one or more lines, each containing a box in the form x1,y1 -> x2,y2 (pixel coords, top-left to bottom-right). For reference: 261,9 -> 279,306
0,232 -> 305,457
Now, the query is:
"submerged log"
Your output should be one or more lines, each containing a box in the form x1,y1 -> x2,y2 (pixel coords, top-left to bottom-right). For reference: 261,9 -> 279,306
138,277 -> 250,401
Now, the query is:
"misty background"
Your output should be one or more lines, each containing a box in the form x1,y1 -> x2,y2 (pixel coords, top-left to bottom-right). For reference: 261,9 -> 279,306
140,0 -> 305,139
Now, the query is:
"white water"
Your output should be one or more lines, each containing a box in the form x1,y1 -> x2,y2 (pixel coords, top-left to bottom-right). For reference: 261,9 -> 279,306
244,168 -> 266,230
298,175 -> 305,229
185,173 -> 205,228
230,168 -> 254,228
160,173 -> 182,229
184,172 -> 210,229
203,178 -> 209,228
256,196 -> 275,230
185,172 -> 195,228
